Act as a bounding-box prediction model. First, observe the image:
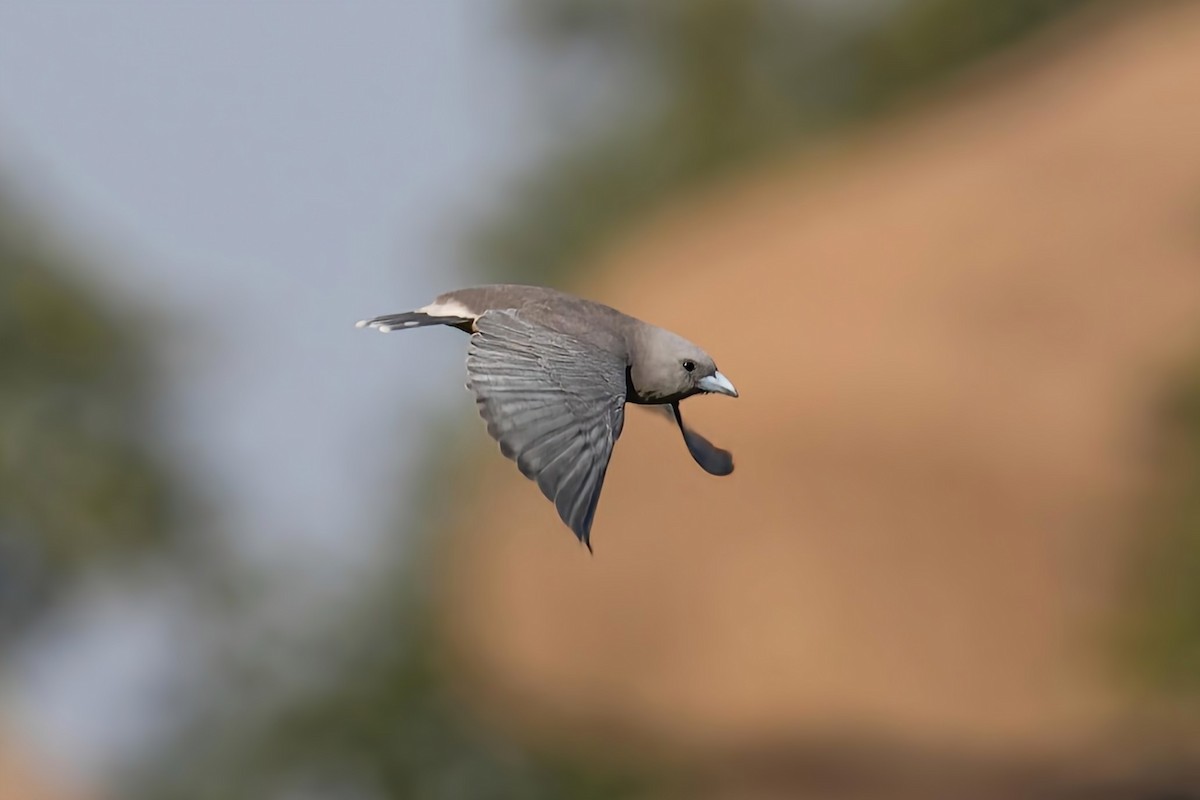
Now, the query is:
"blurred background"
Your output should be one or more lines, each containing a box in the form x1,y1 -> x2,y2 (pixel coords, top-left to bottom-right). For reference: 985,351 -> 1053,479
2,0 -> 1200,798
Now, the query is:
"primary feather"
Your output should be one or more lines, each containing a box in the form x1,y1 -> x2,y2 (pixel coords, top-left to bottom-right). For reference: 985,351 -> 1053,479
466,310 -> 627,550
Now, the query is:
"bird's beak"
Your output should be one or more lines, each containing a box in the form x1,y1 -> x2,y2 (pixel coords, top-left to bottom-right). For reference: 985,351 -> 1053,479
698,371 -> 738,397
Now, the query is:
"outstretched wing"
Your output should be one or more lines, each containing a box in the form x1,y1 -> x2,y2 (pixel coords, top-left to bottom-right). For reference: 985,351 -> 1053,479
466,310 -> 628,549
671,403 -> 734,476
638,404 -> 735,476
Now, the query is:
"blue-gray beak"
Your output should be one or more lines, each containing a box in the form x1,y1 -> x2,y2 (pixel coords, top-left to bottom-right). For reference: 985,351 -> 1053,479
698,371 -> 738,397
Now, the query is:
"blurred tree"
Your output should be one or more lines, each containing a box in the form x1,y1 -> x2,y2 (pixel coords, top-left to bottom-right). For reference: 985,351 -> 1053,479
472,0 -> 1095,287
137,1 -> 1110,799
137,421 -> 653,800
0,184 -> 180,643
1124,367 -> 1200,693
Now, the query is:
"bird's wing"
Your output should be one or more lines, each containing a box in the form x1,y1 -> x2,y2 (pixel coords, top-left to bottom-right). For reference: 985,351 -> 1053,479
636,404 -> 734,476
466,310 -> 627,549
671,403 -> 734,476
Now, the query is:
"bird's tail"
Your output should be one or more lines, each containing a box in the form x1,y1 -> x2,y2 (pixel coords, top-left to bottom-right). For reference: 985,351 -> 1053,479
356,310 -> 473,333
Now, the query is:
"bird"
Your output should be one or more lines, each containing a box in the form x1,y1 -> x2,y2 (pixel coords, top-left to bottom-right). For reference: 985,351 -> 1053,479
357,284 -> 737,551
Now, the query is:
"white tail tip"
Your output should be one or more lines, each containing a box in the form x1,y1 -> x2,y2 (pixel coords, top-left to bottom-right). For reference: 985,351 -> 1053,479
355,319 -> 369,328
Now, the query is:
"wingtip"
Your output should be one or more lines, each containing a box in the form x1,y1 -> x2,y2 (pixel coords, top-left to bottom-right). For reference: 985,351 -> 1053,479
575,528 -> 594,554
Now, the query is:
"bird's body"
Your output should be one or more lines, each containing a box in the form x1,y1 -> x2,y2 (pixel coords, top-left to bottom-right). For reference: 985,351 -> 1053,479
358,284 -> 737,550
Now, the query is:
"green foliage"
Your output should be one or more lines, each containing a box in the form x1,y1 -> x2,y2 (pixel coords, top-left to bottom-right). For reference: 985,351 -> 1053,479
0,187 -> 177,638
1122,366 -> 1200,692
185,624 -> 648,800
851,0 -> 1092,110
139,419 -> 656,800
472,0 -> 1100,287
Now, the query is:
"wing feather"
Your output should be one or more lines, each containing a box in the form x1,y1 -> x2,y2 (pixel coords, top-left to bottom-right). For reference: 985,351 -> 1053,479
466,310 -> 627,549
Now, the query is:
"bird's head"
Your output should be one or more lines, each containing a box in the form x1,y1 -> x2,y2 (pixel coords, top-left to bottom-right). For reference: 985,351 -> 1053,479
631,326 -> 738,402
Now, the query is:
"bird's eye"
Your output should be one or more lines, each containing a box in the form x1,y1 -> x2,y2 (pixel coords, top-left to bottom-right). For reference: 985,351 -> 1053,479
682,360 -> 696,372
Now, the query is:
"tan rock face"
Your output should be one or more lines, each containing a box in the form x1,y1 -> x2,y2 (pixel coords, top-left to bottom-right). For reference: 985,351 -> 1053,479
437,0 -> 1200,774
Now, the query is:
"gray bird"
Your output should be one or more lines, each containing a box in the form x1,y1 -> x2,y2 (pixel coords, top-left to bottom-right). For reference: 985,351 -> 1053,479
357,284 -> 737,550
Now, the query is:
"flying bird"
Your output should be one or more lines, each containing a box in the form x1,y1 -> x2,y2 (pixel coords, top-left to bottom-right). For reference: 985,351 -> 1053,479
357,284 -> 737,550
